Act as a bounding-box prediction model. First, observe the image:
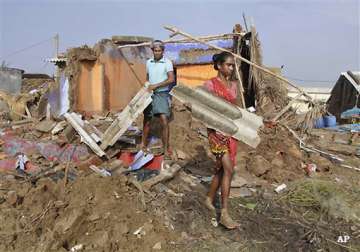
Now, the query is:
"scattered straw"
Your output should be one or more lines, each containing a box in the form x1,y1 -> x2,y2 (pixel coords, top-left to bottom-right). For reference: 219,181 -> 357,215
283,179 -> 360,222
296,103 -> 327,132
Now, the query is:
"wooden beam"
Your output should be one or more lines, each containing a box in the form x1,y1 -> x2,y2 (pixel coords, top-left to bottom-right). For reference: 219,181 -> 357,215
117,33 -> 245,49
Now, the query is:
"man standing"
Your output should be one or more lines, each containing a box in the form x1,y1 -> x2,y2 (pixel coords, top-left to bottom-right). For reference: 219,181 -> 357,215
142,40 -> 174,159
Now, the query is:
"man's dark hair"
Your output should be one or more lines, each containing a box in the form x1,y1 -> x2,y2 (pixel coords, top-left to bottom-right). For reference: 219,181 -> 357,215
151,40 -> 165,51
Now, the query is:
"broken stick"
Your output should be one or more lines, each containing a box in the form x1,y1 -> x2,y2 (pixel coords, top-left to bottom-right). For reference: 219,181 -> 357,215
142,163 -> 182,190
63,145 -> 77,187
164,25 -> 314,103
272,93 -> 302,122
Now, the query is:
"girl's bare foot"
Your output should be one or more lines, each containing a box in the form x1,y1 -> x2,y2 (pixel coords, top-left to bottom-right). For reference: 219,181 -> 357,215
220,208 -> 239,229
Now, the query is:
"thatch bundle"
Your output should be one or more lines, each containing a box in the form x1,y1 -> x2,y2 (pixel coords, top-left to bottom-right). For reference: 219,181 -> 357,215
243,26 -> 288,117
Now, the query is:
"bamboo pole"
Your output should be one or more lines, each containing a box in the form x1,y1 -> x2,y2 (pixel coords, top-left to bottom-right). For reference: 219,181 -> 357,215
117,33 -> 245,49
232,27 -> 246,108
163,25 -> 314,103
242,13 -> 249,32
118,48 -> 144,88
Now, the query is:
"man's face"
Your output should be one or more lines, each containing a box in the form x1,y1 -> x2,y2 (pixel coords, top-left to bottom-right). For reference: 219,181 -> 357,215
152,46 -> 164,60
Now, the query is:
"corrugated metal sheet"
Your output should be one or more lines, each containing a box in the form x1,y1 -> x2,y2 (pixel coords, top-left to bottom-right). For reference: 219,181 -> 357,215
0,67 -> 23,94
164,39 -> 233,65
343,71 -> 360,93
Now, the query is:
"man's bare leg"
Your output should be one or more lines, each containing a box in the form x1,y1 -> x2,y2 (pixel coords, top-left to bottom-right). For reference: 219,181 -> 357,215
159,114 -> 169,154
141,118 -> 151,151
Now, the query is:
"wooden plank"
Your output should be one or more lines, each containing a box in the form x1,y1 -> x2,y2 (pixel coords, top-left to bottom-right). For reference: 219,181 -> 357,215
64,113 -> 106,157
100,88 -> 152,150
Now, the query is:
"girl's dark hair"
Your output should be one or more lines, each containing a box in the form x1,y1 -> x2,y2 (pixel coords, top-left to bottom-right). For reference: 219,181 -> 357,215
212,52 -> 233,70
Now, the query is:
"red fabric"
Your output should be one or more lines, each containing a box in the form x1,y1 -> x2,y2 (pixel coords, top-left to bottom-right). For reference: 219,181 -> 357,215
205,77 -> 237,103
118,152 -> 163,170
204,77 -> 238,166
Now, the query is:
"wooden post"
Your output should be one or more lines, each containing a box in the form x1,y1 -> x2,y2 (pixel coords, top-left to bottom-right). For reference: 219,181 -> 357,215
164,25 -> 314,103
242,13 -> 249,32
232,24 -> 246,108
234,60 -> 246,108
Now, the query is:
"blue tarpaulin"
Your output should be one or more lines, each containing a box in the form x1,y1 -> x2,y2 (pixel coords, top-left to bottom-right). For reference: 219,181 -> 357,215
164,39 -> 233,65
326,124 -> 360,132
341,107 -> 360,119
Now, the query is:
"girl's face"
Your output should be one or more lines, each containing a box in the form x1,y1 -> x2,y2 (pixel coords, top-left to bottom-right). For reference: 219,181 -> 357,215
218,56 -> 235,78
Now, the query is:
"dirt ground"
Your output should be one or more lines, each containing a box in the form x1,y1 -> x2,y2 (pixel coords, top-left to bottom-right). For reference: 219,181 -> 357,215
0,100 -> 360,251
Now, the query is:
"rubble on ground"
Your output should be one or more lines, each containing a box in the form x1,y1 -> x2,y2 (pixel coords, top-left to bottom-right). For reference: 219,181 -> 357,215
0,95 -> 359,251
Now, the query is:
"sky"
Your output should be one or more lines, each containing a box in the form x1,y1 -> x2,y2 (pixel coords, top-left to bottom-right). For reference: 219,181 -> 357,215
0,0 -> 359,87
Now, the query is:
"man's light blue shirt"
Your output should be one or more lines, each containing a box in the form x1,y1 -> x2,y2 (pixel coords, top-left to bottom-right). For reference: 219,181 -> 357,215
146,57 -> 173,92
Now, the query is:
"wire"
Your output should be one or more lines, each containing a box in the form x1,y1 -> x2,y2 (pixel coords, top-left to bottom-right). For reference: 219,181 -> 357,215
284,76 -> 335,83
0,36 -> 54,60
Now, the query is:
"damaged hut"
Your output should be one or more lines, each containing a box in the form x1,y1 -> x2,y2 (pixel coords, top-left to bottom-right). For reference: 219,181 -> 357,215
47,25 -> 288,119
327,71 -> 360,121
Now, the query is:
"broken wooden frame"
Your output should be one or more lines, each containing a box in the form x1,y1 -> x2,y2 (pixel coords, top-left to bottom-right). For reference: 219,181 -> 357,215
64,88 -> 152,158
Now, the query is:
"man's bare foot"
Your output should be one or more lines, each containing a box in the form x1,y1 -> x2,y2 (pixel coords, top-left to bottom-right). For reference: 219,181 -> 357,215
220,208 -> 240,230
163,148 -> 173,160
139,143 -> 149,153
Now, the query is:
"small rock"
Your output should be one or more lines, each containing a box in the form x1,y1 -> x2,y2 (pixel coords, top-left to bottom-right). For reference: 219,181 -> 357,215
19,215 -> 28,228
310,153 -> 332,171
88,213 -> 100,222
0,100 -> 9,115
287,145 -> 302,159
231,175 -> 248,188
0,196 -> 5,204
275,184 -> 287,193
271,155 -> 284,168
4,175 -> 15,181
6,190 -> 17,206
176,150 -> 187,160
181,231 -> 189,240
54,200 -> 65,208
263,192 -> 273,200
247,155 -> 271,177
230,187 -> 252,198
117,223 -> 129,235
153,242 -> 162,250
35,120 -> 57,133
210,217 -> 218,227
143,221 -> 154,233
70,244 -> 84,252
